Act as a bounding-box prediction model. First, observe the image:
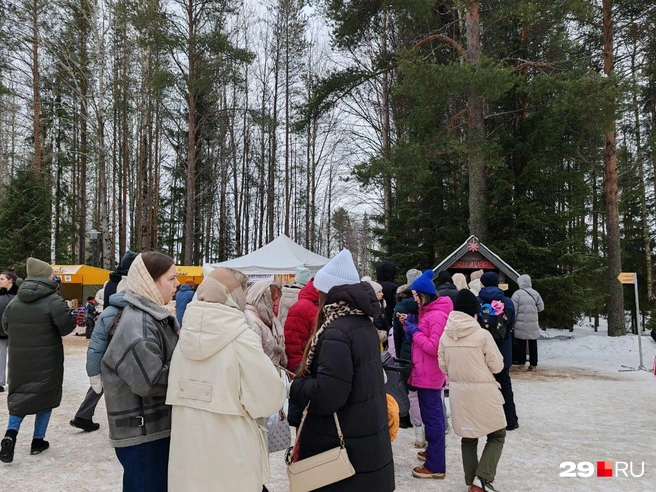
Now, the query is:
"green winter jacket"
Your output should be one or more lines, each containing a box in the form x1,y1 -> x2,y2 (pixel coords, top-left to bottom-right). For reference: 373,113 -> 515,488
1,277 -> 74,416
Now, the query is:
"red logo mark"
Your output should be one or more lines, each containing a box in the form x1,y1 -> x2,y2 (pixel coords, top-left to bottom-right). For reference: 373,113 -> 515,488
597,461 -> 613,478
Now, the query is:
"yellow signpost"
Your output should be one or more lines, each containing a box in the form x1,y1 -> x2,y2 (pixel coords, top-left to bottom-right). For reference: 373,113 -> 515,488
617,272 -> 645,371
617,272 -> 635,284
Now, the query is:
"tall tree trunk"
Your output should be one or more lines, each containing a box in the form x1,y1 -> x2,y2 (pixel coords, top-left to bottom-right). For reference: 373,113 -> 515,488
284,8 -> 291,236
380,14 -> 392,247
78,6 -> 89,264
631,40 -> 653,308
465,0 -> 487,239
269,34 -> 281,243
184,0 -> 196,265
31,0 -> 42,178
602,0 -> 625,336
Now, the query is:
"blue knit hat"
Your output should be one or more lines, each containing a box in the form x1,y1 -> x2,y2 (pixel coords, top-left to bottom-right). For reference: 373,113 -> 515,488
481,272 -> 499,287
411,269 -> 437,295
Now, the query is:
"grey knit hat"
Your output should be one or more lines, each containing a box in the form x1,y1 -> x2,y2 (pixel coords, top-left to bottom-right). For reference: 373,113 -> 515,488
26,257 -> 53,278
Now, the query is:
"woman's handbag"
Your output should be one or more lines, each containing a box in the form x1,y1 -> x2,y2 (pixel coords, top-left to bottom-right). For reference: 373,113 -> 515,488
267,410 -> 292,452
286,403 -> 355,492
267,367 -> 292,453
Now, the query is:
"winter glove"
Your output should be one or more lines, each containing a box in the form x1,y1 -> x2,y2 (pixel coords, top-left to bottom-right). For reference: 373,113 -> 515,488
405,318 -> 419,341
90,374 -> 103,394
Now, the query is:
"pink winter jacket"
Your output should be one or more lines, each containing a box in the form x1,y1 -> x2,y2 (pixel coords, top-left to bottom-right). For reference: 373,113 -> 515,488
408,296 -> 453,390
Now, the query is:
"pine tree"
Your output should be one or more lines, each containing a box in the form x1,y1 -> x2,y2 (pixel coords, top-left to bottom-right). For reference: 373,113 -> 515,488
0,169 -> 51,267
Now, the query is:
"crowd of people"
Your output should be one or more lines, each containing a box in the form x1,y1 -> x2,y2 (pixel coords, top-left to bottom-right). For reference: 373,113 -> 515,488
0,249 -> 544,492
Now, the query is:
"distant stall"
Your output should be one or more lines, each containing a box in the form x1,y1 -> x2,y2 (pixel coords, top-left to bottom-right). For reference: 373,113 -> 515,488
433,235 -> 519,289
175,266 -> 204,286
203,234 -> 330,284
52,264 -> 112,304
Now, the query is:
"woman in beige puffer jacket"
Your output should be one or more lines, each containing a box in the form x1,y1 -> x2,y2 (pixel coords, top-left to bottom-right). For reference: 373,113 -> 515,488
245,280 -> 287,367
438,289 -> 506,492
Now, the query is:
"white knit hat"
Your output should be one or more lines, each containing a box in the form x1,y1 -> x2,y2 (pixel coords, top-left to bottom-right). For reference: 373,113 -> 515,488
361,276 -> 382,294
314,249 -> 360,294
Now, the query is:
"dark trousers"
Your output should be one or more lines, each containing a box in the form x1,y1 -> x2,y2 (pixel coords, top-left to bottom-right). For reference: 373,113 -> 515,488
494,368 -> 517,428
461,428 -> 506,485
417,388 -> 445,473
115,437 -> 170,492
514,338 -> 538,367
74,387 -> 103,420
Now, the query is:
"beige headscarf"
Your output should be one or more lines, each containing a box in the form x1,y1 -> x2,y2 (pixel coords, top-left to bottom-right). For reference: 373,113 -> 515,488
126,254 -> 166,306
470,269 -> 484,282
452,273 -> 468,291
196,267 -> 247,311
246,280 -> 280,328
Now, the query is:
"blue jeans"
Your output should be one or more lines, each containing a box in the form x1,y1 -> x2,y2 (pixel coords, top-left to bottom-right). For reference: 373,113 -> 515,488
115,437 -> 170,492
417,388 -> 445,473
7,409 -> 52,439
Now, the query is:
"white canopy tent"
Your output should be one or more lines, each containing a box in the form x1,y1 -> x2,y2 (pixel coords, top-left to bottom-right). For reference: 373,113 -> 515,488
202,234 -> 330,279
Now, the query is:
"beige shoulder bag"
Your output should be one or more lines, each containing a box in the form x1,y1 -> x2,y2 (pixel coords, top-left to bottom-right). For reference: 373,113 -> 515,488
286,403 -> 355,492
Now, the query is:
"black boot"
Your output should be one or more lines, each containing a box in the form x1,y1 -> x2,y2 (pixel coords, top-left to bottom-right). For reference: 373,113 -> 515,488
30,438 -> 49,455
469,476 -> 499,491
399,414 -> 412,429
70,418 -> 100,432
0,430 -> 17,463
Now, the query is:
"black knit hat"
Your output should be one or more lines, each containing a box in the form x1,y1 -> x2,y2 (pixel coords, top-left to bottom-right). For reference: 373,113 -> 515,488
437,271 -> 453,285
120,251 -> 138,271
454,289 -> 480,318
481,272 -> 499,287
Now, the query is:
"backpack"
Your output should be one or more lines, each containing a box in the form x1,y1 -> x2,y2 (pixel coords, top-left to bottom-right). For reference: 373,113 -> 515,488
107,308 -> 125,343
478,300 -> 509,340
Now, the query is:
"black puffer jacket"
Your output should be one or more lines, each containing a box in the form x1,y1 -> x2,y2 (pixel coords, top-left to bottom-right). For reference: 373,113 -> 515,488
290,282 -> 395,492
0,283 -> 18,338
393,295 -> 418,362
437,282 -> 459,303
103,271 -> 124,308
376,261 -> 397,325
1,278 -> 74,416
103,251 -> 137,307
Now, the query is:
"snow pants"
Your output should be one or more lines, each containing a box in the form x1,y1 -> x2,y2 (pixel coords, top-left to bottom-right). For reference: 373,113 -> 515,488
514,338 -> 538,367
461,428 -> 506,485
417,388 -> 445,473
74,387 -> 103,420
494,368 -> 518,428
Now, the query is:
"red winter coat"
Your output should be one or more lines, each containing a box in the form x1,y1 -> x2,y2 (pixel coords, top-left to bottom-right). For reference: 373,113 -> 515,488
284,279 -> 319,372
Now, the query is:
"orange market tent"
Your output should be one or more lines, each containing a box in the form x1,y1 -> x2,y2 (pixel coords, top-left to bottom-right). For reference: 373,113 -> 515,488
52,265 -> 112,304
175,266 -> 204,286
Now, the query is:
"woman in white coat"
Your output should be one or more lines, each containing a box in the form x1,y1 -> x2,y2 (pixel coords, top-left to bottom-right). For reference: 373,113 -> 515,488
438,289 -> 506,492
166,268 -> 286,492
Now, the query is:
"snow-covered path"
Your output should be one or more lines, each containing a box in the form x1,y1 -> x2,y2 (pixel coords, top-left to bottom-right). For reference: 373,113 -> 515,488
1,328 -> 655,491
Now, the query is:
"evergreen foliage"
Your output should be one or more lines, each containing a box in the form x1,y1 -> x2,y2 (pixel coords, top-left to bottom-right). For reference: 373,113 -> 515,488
0,169 -> 51,270
314,0 -> 651,330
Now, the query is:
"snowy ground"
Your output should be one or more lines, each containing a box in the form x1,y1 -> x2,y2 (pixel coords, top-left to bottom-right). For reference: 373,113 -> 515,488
1,324 -> 655,492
